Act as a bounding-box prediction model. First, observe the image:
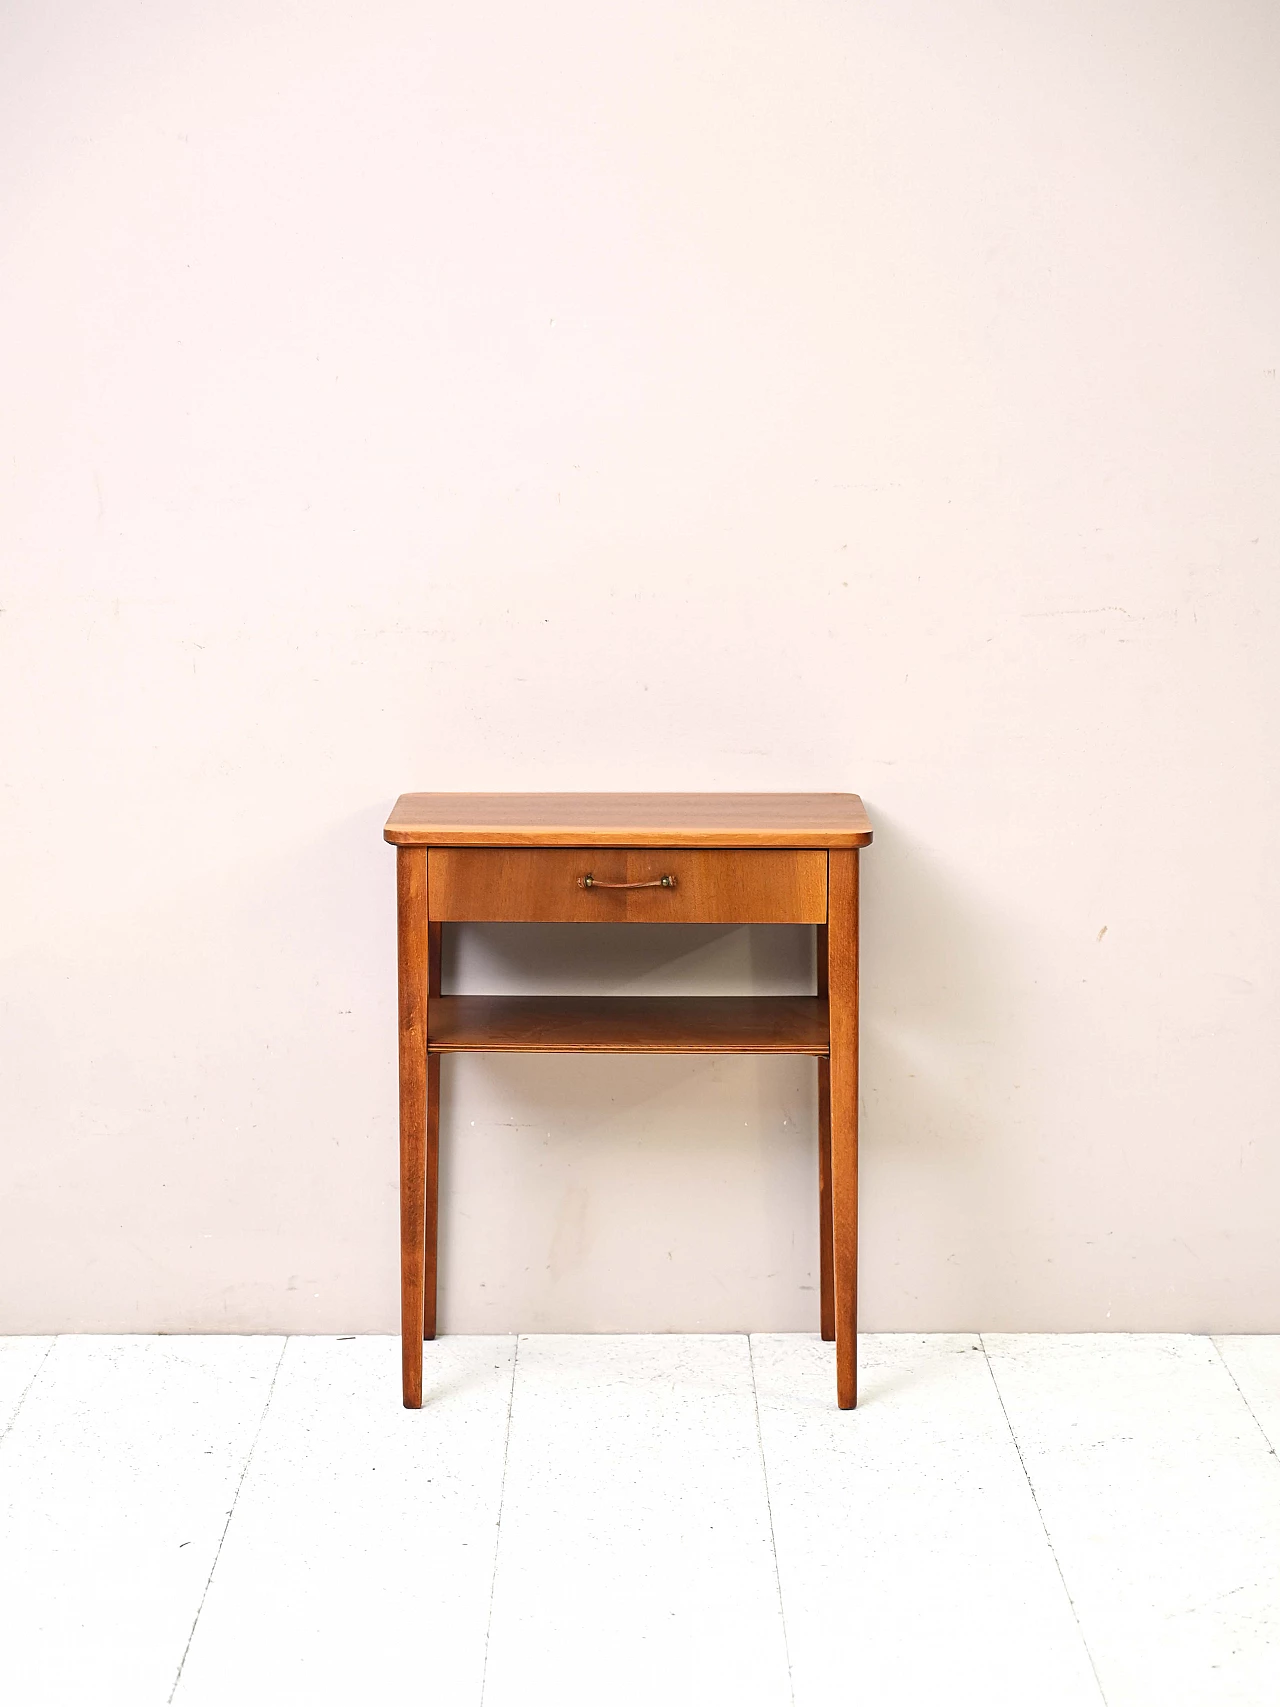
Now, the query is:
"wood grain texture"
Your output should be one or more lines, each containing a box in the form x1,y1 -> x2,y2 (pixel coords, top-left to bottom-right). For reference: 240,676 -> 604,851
818,1062 -> 834,1343
425,923 -> 441,1340
424,1054 -> 439,1343
816,921 -> 834,1342
385,792 -> 873,848
827,850 -> 860,1408
396,847 -> 427,1408
427,996 -> 830,1055
428,847 -> 827,923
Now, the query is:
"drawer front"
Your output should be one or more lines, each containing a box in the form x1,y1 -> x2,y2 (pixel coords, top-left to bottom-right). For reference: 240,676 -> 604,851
428,848 -> 827,923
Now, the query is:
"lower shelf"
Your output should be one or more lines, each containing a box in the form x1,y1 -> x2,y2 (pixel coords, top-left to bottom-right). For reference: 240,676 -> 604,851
427,995 -> 830,1055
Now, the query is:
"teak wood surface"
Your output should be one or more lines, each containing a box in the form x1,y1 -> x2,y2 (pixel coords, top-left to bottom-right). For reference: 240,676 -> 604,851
385,791 -> 871,848
428,847 -> 827,923
827,849 -> 860,1408
389,792 -> 869,1413
428,995 -> 830,1054
395,848 -> 428,1407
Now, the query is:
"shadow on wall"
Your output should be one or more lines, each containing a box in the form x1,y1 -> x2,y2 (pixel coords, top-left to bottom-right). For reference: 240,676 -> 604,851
859,809 -> 1035,1327
435,1047 -> 820,1332
436,915 -> 819,1332
442,917 -> 815,995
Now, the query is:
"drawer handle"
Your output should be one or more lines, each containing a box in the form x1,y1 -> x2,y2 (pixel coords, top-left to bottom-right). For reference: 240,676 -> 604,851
578,873 -> 677,890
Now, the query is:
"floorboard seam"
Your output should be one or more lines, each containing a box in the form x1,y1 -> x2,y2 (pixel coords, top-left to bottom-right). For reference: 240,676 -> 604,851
0,1337 -> 56,1453
1210,1337 -> 1280,1461
979,1334 -> 1111,1707
479,1334 -> 519,1707
167,1336 -> 290,1704
748,1335 -> 795,1707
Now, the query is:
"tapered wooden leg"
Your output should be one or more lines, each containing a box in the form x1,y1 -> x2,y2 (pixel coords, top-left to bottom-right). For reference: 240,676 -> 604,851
424,923 -> 442,1341
424,1053 -> 440,1340
818,1059 -> 834,1342
397,847 -> 428,1408
815,924 -> 834,1341
827,849 -> 860,1409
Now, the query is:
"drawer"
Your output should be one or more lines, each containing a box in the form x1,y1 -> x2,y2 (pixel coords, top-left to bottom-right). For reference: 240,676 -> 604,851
428,848 -> 827,923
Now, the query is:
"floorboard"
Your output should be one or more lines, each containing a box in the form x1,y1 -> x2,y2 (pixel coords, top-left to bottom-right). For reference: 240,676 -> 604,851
482,1334 -> 792,1707
752,1333 -> 1103,1707
984,1333 -> 1280,1707
0,1336 -> 282,1707
0,1335 -> 53,1435
171,1336 -> 516,1705
1214,1335 -> 1280,1454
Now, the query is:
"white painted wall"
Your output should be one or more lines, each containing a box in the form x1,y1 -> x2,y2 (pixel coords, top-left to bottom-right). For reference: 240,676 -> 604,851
2,1 -> 1278,1333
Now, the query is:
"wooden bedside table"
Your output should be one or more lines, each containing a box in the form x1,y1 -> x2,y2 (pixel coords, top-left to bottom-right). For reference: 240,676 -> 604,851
383,793 -> 873,1411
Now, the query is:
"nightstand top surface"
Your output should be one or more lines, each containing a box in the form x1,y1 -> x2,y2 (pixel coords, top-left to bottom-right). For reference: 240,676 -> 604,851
384,792 -> 872,849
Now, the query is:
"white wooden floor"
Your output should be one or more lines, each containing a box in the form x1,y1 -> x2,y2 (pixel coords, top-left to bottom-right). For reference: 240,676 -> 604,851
2,1336 -> 1279,1706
